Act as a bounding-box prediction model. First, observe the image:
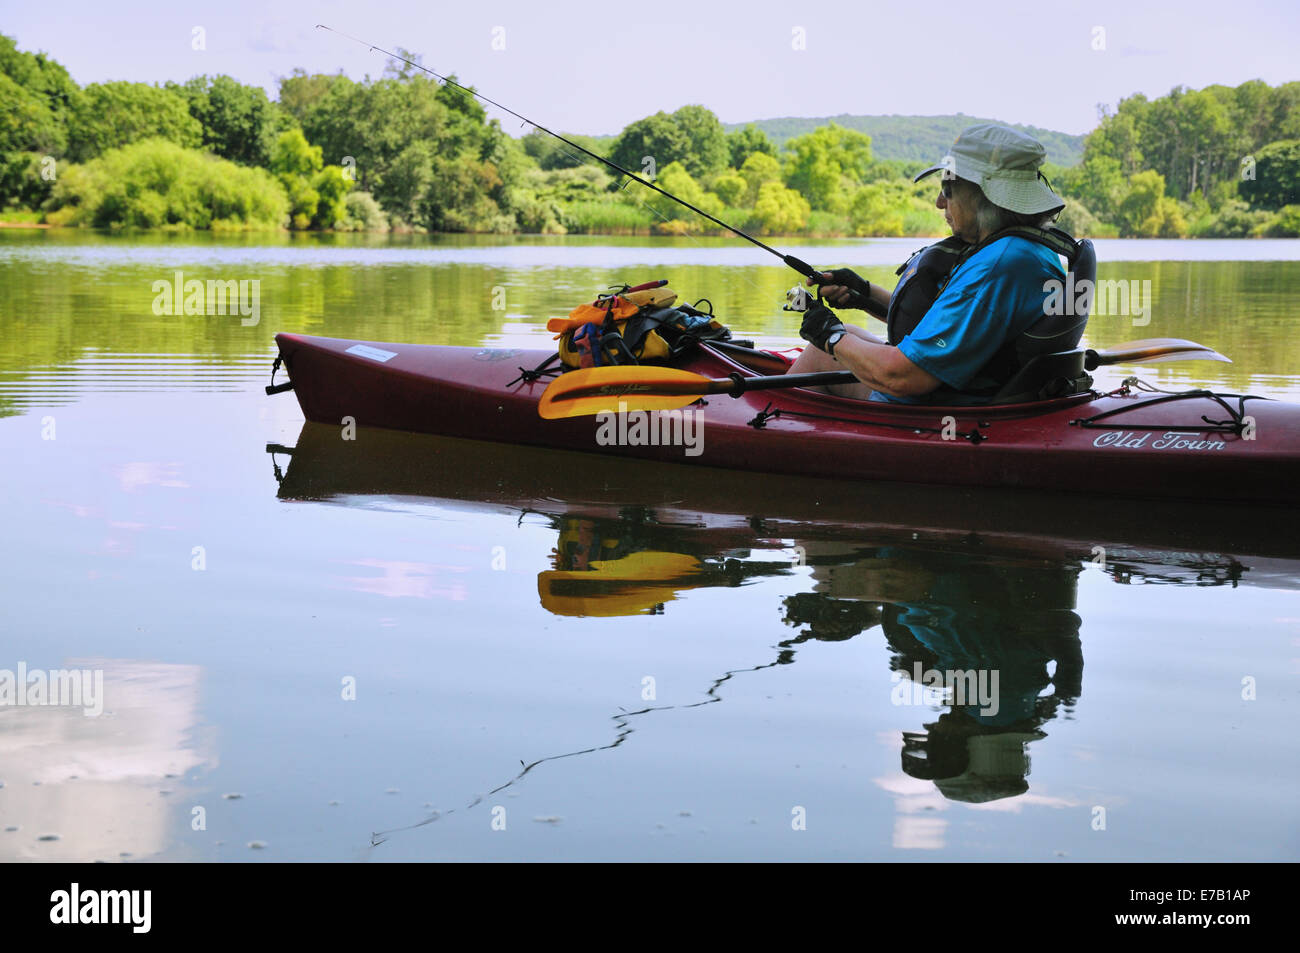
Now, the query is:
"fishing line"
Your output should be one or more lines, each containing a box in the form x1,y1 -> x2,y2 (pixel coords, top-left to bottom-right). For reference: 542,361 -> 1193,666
315,23 -> 831,288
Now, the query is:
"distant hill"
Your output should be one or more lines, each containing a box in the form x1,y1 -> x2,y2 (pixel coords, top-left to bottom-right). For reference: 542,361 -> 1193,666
722,114 -> 1086,167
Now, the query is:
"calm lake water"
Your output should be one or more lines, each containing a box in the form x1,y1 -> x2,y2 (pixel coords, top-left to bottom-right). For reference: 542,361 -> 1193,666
1,230 -> 1297,862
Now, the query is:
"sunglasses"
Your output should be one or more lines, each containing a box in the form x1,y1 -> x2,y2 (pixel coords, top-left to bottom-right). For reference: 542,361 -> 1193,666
940,178 -> 956,199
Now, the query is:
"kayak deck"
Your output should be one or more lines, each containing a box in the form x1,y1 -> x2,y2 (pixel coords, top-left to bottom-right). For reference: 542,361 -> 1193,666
271,333 -> 1300,504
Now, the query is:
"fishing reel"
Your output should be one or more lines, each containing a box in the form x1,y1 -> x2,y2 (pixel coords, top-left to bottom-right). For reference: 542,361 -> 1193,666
784,284 -> 813,313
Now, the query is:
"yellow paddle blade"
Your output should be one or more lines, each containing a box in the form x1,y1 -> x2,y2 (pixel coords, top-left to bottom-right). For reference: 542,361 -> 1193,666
538,366 -> 713,419
547,551 -> 703,583
537,551 -> 703,617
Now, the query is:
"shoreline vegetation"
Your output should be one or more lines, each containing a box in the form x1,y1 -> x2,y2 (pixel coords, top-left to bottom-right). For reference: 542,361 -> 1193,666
2,34 -> 1298,239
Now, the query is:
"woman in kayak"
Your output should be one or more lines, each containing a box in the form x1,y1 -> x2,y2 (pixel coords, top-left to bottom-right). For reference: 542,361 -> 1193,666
788,124 -> 1070,404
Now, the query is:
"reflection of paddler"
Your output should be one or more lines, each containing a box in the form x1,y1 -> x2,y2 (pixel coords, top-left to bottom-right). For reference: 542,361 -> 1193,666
877,546 -> 1081,802
819,543 -> 938,604
786,542 -> 1084,802
795,542 -> 1082,725
876,547 -> 1083,729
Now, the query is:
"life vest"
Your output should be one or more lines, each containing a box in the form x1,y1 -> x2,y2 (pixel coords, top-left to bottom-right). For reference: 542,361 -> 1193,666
884,226 -> 1090,400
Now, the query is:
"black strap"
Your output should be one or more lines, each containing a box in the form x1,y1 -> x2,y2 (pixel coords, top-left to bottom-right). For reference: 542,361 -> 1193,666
957,225 -> 1080,270
507,352 -> 563,387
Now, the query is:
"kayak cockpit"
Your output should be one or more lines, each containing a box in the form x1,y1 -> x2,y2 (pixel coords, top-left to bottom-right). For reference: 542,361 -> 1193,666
696,342 -> 1099,419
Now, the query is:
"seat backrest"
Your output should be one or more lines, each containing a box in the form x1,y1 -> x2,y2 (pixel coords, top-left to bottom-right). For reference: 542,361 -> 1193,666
987,238 -> 1096,404
988,349 -> 1088,404
1011,237 -> 1094,367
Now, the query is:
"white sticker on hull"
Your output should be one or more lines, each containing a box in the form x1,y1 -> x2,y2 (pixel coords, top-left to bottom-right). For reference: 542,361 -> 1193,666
1092,430 -> 1227,451
345,344 -> 398,363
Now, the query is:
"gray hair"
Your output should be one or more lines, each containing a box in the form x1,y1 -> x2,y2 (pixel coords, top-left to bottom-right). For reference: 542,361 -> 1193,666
953,178 -> 1056,234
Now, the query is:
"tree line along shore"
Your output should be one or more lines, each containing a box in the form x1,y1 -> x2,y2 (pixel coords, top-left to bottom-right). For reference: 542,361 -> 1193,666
2,35 -> 1298,238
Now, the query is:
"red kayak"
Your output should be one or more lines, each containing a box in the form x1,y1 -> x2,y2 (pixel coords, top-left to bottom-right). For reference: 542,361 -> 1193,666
270,333 -> 1300,504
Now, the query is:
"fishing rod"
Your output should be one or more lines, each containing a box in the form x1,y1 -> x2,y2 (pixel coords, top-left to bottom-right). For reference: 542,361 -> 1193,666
315,24 -> 866,304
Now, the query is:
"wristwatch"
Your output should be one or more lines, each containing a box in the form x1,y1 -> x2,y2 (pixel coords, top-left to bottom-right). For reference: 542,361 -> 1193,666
825,330 -> 846,357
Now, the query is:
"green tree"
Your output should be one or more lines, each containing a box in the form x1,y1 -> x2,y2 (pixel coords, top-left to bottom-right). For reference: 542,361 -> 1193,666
1085,98 -> 1147,175
783,122 -> 874,212
608,112 -> 692,181
435,74 -> 494,154
170,74 -> 287,167
270,128 -> 353,229
0,34 -> 79,156
712,171 -> 747,207
290,69 -> 517,230
0,150 -> 57,210
1216,80 -> 1275,156
277,68 -> 348,123
1065,80 -> 1300,227
739,152 -> 782,205
341,190 -> 389,231
1054,199 -> 1113,238
848,183 -> 904,236
1273,82 -> 1300,141
298,74 -> 440,191
421,153 -> 512,232
519,129 -> 606,170
311,164 -> 351,229
1196,199 -> 1272,237
726,124 -> 777,169
0,74 -> 63,159
1265,204 -> 1300,236
1141,87 -> 1233,199
1115,169 -> 1185,236
670,105 -> 728,178
751,180 -> 810,233
639,160 -> 722,223
67,82 -> 202,162
1239,140 -> 1300,209
271,127 -> 322,177
1062,155 -> 1126,222
377,141 -> 434,225
44,138 -> 287,229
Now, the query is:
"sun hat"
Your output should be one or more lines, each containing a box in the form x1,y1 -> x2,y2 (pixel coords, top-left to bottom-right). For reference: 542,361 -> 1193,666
914,123 -> 1065,216
931,731 -> 1046,803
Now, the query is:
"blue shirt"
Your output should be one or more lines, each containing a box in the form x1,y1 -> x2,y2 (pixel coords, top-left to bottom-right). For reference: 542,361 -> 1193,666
873,236 -> 1067,404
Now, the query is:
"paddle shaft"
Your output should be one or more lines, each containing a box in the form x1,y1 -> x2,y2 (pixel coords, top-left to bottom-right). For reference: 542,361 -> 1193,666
555,339 -> 1229,404
705,369 -> 857,395
539,338 -> 1232,418
559,369 -> 857,403
706,341 -> 1227,397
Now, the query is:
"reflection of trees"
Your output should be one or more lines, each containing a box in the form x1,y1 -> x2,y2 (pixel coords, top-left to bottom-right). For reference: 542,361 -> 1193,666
5,237 -> 1296,419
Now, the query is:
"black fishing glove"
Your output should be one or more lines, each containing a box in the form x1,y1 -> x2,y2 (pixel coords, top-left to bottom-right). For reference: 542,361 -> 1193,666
800,302 -> 847,356
817,268 -> 872,309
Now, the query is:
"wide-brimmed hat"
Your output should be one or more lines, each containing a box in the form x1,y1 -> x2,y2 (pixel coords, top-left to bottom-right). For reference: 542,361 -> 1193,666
915,123 -> 1065,216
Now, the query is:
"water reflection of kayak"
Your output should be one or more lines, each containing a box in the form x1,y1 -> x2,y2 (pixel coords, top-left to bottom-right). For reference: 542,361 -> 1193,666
270,421 -> 1300,592
268,423 -> 1290,805
270,335 -> 1300,504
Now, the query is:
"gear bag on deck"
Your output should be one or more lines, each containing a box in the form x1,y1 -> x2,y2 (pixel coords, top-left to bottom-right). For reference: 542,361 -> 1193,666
547,280 -> 736,370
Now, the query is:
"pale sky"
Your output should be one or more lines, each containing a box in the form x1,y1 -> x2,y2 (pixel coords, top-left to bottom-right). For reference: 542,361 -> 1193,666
6,0 -> 1299,137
